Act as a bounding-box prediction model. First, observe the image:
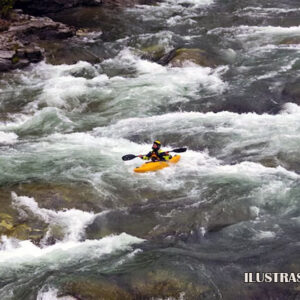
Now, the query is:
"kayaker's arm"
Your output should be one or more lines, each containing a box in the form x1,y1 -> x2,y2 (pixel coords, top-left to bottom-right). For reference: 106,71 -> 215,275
138,152 -> 152,160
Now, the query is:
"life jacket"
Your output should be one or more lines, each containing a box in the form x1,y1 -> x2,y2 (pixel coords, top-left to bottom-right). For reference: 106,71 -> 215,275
143,149 -> 172,161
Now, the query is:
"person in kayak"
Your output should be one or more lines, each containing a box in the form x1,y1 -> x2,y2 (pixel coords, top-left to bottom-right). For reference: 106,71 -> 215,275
138,140 -> 172,162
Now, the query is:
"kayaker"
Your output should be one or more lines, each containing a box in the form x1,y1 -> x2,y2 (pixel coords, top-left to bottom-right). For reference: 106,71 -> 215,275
138,140 -> 172,162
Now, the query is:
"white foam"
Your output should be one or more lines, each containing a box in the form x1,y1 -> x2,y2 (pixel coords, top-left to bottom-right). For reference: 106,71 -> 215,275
97,104 -> 300,159
0,131 -> 18,144
210,25 -> 300,37
16,61 -> 107,111
254,230 -> 276,240
250,206 -> 260,218
0,233 -> 144,264
37,287 -> 76,300
235,6 -> 300,17
208,25 -> 300,49
10,49 -> 225,118
11,192 -> 97,242
3,107 -> 74,135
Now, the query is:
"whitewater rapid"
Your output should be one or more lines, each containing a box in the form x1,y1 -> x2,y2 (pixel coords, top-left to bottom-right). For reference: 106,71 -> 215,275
0,0 -> 300,298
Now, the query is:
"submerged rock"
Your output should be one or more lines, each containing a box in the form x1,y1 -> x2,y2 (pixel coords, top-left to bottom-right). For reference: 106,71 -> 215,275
62,279 -> 132,300
169,48 -> 219,68
131,270 -> 211,299
12,182 -> 102,211
157,48 -> 221,68
38,40 -> 101,65
258,157 -> 279,168
61,270 -> 212,300
279,37 -> 300,45
139,44 -> 166,62
282,77 -> 300,105
0,181 -> 101,244
0,211 -> 46,242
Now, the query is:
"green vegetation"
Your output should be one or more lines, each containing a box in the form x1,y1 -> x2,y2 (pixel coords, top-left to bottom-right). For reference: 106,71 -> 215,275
12,55 -> 19,64
0,0 -> 15,19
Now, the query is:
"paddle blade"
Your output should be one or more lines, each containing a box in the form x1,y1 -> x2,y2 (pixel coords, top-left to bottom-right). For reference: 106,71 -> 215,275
171,147 -> 187,153
122,154 -> 137,161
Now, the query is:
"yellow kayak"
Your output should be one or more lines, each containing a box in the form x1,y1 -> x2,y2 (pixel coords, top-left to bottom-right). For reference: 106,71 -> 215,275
134,155 -> 181,173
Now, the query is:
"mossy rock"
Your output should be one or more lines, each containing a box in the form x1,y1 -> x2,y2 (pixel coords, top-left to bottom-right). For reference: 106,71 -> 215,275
0,212 -> 46,242
11,55 -> 19,64
0,213 -> 14,231
169,48 -> 219,68
0,190 -> 47,242
9,223 -> 32,240
140,44 -> 166,62
62,279 -> 132,300
132,270 -> 210,299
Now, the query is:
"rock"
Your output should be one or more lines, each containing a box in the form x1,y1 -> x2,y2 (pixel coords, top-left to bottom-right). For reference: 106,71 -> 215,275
132,270 -> 211,299
0,49 -> 15,59
61,271 -> 212,300
13,182 -> 102,211
8,16 -> 75,41
0,11 -> 76,72
24,46 -> 43,62
157,48 -> 177,65
279,37 -> 300,45
139,44 -> 166,62
282,77 -> 300,105
0,49 -> 34,70
0,19 -> 10,32
12,58 -> 30,68
86,209 -> 159,240
38,40 -> 101,65
0,213 -> 14,231
0,211 -> 46,242
167,48 -> 219,68
15,0 -> 104,14
62,279 -> 132,300
0,58 -> 12,71
259,157 -> 279,168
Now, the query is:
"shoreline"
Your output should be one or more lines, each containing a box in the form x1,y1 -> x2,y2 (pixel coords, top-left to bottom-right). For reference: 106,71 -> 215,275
0,0 -> 148,72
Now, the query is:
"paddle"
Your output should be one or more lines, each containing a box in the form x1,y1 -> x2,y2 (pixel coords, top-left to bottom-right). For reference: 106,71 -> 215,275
122,148 -> 187,161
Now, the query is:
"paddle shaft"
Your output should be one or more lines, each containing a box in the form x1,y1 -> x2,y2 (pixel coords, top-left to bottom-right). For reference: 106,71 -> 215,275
122,147 -> 187,161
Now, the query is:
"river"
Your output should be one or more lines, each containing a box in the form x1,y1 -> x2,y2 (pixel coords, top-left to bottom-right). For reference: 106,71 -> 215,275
0,0 -> 300,299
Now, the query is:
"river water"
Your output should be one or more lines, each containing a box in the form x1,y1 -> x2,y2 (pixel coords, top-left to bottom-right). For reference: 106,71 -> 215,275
0,0 -> 300,299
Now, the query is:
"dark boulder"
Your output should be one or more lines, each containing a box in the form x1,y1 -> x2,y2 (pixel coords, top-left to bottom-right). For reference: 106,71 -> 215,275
0,58 -> 12,71
157,48 -> 221,68
0,11 -> 76,72
282,78 -> 300,105
15,0 -> 103,15
8,16 -> 75,41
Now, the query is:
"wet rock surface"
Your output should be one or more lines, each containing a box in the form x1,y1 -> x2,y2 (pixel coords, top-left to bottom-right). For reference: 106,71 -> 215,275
167,48 -> 220,68
282,77 -> 300,105
0,11 -> 75,72
16,0 -> 103,15
0,190 -> 47,243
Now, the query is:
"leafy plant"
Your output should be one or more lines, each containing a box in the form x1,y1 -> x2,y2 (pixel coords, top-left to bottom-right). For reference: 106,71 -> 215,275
0,0 -> 15,19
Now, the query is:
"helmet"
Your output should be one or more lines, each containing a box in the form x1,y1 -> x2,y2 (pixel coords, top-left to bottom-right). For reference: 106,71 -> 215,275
152,140 -> 161,149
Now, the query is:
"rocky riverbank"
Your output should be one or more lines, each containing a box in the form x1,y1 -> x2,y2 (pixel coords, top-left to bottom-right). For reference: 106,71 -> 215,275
0,10 -> 75,72
0,0 -> 147,72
